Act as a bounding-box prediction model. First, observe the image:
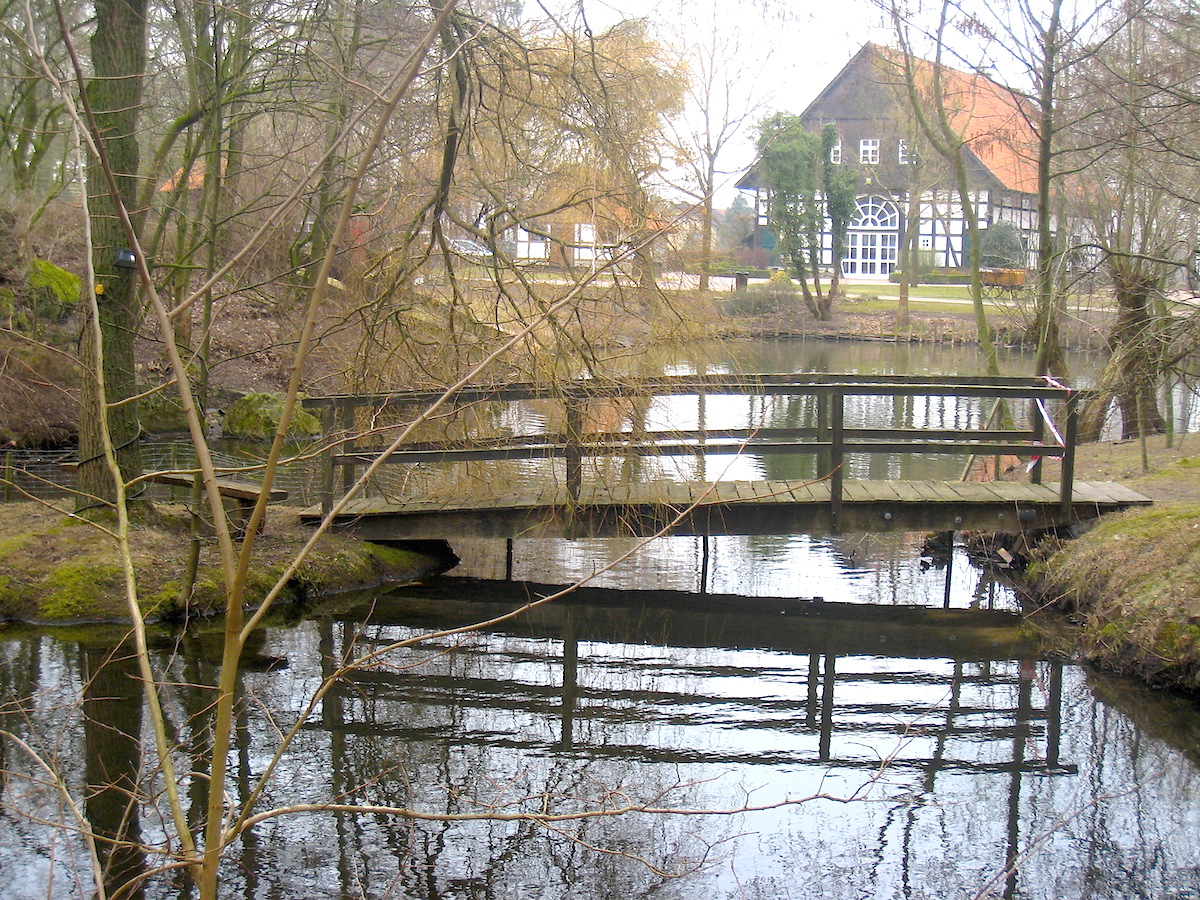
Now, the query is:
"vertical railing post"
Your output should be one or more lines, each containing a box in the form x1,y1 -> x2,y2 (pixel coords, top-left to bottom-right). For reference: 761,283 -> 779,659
564,392 -> 582,504
339,402 -> 356,498
2,450 -> 12,503
168,442 -> 181,501
830,389 -> 844,530
320,402 -> 336,516
815,389 -> 830,481
1029,392 -> 1045,485
1059,390 -> 1079,519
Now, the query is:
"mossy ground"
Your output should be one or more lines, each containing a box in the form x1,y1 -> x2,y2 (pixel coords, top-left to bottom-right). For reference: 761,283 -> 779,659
0,501 -> 438,624
1031,436 -> 1200,692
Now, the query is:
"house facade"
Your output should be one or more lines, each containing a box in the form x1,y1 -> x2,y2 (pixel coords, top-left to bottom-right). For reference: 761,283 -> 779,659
740,43 -> 1052,280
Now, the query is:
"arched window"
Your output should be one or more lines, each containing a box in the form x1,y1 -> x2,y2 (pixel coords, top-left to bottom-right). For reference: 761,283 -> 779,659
842,195 -> 900,277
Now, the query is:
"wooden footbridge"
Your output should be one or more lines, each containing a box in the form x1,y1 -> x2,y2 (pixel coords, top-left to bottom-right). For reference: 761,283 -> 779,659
300,374 -> 1150,540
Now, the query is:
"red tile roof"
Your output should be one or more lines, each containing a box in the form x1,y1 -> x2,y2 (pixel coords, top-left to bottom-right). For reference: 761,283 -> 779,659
927,56 -> 1039,194
822,43 -> 1040,195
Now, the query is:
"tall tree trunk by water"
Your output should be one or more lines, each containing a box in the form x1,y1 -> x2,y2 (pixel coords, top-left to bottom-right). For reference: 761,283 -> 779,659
698,164 -> 714,293
77,0 -> 148,513
1030,0 -> 1069,377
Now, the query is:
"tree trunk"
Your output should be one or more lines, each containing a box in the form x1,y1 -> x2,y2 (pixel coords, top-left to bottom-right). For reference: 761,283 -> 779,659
954,170 -> 1002,379
1079,264 -> 1168,441
77,0 -> 148,513
1110,267 -> 1166,438
1032,0 -> 1068,378
897,188 -> 921,329
698,156 -> 714,293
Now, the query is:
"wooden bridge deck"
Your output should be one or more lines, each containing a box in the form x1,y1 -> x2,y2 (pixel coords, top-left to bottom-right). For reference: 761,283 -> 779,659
300,478 -> 1151,539
300,375 -> 1153,540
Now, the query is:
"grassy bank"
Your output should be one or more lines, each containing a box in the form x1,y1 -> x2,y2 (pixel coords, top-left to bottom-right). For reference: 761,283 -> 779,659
0,502 -> 443,624
1032,436 -> 1200,692
718,283 -> 1110,351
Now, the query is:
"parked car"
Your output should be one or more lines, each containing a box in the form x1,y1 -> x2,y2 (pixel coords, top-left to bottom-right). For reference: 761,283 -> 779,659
447,238 -> 494,264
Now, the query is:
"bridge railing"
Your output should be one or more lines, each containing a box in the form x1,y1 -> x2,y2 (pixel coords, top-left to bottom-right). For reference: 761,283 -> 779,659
302,374 -> 1082,519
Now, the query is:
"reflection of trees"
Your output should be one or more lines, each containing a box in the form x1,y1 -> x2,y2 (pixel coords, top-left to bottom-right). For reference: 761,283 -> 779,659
82,641 -> 146,900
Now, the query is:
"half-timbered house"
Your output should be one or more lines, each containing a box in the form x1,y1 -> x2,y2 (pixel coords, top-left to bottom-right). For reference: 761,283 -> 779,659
740,42 -> 1055,279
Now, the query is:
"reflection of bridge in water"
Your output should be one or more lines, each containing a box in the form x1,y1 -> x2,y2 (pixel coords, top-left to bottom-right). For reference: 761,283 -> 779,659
302,374 -> 1150,539
322,581 -> 1073,778
314,583 -> 1074,900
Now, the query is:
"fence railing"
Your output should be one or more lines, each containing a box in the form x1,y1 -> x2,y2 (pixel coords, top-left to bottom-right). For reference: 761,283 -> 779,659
302,374 -> 1082,521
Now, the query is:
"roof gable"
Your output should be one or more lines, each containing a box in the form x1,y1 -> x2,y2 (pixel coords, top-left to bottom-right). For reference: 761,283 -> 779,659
803,43 -> 1038,194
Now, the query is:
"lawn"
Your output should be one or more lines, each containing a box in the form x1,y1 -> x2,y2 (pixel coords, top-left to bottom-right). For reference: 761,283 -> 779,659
841,281 -> 976,300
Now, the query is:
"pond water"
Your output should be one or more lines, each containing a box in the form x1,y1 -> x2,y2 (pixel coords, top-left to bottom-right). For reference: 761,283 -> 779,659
2,338 -> 1200,899
2,591 -> 1200,900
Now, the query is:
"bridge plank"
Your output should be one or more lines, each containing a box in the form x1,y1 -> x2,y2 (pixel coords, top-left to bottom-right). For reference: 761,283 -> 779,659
841,482 -> 874,502
1096,481 -> 1155,503
301,475 -> 1150,539
867,480 -> 904,502
889,481 -> 926,503
1070,482 -> 1114,503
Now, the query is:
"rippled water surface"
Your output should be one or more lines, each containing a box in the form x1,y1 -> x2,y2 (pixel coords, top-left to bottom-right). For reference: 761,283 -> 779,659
3,586 -> 1200,900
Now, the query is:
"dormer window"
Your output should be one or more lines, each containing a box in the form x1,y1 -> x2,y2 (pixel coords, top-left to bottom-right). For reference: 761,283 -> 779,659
860,139 -> 880,165
830,140 -> 843,165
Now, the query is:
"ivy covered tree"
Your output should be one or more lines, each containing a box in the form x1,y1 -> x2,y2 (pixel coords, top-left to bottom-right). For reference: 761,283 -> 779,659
821,123 -> 858,309
755,115 -> 855,320
77,0 -> 149,514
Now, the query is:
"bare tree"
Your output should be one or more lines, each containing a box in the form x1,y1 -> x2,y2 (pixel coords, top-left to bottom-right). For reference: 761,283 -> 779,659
660,3 -> 775,292
1071,0 -> 1200,438
886,2 -> 1006,376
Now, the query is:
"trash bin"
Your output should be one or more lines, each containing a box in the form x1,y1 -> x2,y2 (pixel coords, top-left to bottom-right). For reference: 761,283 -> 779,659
734,272 -> 749,293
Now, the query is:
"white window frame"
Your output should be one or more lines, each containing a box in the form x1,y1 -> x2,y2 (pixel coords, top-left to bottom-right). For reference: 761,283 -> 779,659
841,195 -> 901,277
830,140 -> 842,165
898,140 -> 912,165
859,139 -> 880,165
515,226 -> 549,261
574,222 -> 597,263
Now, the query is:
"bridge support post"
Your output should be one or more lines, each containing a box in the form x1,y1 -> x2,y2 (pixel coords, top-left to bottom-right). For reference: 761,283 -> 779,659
830,390 -> 844,530
1059,392 -> 1079,519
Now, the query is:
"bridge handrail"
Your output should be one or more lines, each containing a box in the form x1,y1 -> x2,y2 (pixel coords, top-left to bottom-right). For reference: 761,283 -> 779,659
303,373 -> 1075,407
303,374 -> 1084,522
